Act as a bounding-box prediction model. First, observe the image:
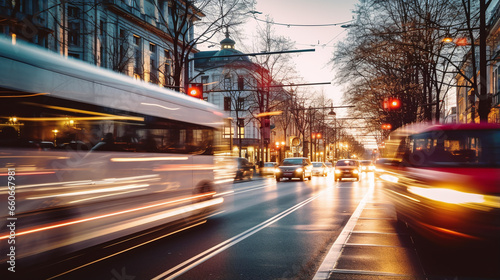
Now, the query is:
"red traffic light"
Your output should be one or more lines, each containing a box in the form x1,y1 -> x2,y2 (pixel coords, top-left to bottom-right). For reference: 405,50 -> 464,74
312,132 -> 322,139
188,83 -> 203,99
383,97 -> 401,110
389,98 -> 401,109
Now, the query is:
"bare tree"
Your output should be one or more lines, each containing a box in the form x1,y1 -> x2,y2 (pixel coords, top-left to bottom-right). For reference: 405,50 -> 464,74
332,0 -> 481,133
152,0 -> 252,92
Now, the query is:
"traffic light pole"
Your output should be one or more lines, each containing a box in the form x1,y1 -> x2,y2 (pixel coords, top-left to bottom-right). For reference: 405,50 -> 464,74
185,48 -> 315,165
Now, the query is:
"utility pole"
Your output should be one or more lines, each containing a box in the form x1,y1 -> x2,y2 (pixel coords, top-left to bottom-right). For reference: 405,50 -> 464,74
478,0 -> 490,123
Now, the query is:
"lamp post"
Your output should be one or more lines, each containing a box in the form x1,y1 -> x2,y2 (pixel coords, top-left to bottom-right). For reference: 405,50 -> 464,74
328,108 -> 336,161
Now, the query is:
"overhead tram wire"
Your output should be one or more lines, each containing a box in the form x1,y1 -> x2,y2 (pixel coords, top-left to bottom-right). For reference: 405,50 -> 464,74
252,18 -> 354,28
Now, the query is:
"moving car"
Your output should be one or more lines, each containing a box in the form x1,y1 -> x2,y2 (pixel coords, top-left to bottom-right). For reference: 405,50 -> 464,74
381,123 -> 500,246
312,162 -> 328,176
275,157 -> 313,182
334,159 -> 360,181
235,157 -> 254,181
325,162 -> 334,173
261,162 -> 278,176
374,158 -> 393,178
359,160 -> 375,172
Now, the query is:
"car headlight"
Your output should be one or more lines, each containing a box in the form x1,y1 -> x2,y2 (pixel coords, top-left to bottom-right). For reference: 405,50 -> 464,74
275,168 -> 281,173
353,169 -> 359,174
335,169 -> 341,174
408,187 -> 485,204
296,168 -> 303,173
362,166 -> 366,170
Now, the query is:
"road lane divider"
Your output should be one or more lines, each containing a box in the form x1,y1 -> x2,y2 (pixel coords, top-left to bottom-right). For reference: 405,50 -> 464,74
152,184 -> 335,280
312,182 -> 374,279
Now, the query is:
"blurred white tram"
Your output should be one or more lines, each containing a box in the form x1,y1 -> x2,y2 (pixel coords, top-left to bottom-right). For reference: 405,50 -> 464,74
0,36 -> 233,267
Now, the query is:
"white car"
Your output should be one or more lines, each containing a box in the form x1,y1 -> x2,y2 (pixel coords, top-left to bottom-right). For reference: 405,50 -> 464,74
312,162 -> 328,176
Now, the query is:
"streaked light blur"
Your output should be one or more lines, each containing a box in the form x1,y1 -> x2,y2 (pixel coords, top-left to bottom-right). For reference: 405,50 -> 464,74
408,187 -> 485,204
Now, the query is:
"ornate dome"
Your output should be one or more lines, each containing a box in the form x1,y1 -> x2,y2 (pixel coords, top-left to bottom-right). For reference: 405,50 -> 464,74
220,36 -> 236,48
211,30 -> 250,62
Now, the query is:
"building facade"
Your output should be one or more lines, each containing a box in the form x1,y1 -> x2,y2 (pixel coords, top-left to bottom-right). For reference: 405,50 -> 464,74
0,0 -> 198,88
456,1 -> 500,124
194,32 -> 295,164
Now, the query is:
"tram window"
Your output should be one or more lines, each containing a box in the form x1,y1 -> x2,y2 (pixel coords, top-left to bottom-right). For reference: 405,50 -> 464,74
403,130 -> 499,167
0,95 -> 215,155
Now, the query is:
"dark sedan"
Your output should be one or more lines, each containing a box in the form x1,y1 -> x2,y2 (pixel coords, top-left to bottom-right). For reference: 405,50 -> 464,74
235,157 -> 254,181
275,157 -> 313,182
334,159 -> 360,181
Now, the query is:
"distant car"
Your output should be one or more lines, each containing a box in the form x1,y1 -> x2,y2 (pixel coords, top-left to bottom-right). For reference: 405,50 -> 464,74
324,162 -> 333,173
261,162 -> 278,176
275,157 -> 313,182
235,157 -> 254,181
334,159 -> 360,181
312,162 -> 328,176
381,123 -> 500,246
359,160 -> 375,172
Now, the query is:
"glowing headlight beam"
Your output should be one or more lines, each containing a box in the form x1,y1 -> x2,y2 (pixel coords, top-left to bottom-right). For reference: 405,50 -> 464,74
141,102 -> 179,111
111,156 -> 189,162
0,192 -> 216,240
380,174 -> 399,183
27,184 -> 150,199
408,187 -> 485,204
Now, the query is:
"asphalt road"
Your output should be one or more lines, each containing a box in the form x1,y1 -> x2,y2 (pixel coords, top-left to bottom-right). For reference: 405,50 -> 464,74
12,172 -> 500,280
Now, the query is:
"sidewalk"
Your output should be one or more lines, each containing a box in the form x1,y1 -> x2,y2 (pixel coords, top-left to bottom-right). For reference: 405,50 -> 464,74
319,182 -> 426,279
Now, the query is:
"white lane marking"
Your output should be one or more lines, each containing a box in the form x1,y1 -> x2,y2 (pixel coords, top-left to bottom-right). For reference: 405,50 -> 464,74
312,182 -> 374,280
152,185 -> 333,280
331,268 -> 411,277
233,183 -> 269,195
47,221 -> 206,280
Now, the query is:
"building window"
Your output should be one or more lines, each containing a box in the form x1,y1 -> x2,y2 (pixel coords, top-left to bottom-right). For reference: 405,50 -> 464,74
99,20 -> 105,36
68,22 -> 80,46
68,5 -> 80,47
237,118 -> 245,137
224,97 -> 231,111
237,97 -> 245,111
133,34 -> 141,46
494,66 -> 500,106
150,43 -> 156,53
68,6 -> 80,18
238,76 -> 244,90
99,44 -> 104,67
164,49 -> 172,77
223,126 -> 233,139
224,74 -> 231,89
201,75 -> 209,93
150,58 -> 157,83
134,49 -> 142,78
